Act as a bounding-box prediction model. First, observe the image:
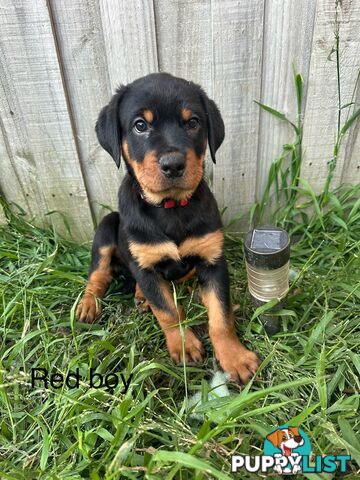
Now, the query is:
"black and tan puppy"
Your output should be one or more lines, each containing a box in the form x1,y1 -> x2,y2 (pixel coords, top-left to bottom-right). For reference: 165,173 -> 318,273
77,73 -> 259,384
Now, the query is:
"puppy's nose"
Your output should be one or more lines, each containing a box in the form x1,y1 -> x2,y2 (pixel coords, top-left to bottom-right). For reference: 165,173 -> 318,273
159,152 -> 185,178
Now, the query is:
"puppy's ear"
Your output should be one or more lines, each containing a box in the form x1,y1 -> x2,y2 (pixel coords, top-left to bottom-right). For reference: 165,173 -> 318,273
200,92 -> 225,164
95,86 -> 127,168
266,430 -> 281,447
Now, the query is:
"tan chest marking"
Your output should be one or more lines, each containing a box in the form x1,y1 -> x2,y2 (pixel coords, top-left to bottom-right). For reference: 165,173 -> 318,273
179,230 -> 224,264
129,230 -> 223,269
129,241 -> 180,269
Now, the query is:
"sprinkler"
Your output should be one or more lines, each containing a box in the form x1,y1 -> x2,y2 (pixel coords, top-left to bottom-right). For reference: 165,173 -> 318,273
244,226 -> 290,335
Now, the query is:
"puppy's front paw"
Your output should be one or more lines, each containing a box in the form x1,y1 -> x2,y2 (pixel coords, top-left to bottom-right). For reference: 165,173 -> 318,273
76,294 -> 101,323
166,328 -> 204,364
215,339 -> 260,384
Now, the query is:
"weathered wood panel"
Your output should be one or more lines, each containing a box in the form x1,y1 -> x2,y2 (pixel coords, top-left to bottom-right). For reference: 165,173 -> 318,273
256,0 -> 316,201
0,126 -> 30,216
301,0 -> 360,193
49,0 -> 122,225
211,0 -> 265,226
154,0 -> 213,179
99,0 -> 158,179
0,0 -> 93,241
0,135 -> 8,226
0,204 -> 6,225
100,0 -> 158,88
0,0 -> 360,239
342,87 -> 360,185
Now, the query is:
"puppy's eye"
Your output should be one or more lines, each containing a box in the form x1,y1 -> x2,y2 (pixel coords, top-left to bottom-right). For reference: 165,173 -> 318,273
134,120 -> 148,133
185,117 -> 199,129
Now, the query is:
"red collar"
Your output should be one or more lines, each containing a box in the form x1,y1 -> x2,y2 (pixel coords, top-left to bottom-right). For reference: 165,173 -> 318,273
139,191 -> 190,208
163,198 -> 189,208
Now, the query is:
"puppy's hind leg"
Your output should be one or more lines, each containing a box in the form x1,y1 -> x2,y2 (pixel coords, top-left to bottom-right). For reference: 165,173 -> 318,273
77,212 -> 119,323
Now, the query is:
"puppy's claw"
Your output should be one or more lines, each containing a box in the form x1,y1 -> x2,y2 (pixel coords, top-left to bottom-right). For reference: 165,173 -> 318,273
134,297 -> 150,313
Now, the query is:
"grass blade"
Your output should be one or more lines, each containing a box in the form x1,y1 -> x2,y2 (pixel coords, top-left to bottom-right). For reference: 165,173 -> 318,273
151,451 -> 232,480
254,100 -> 298,132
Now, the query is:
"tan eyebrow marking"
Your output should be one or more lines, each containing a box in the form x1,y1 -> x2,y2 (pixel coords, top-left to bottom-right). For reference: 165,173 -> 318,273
143,109 -> 153,123
181,108 -> 192,121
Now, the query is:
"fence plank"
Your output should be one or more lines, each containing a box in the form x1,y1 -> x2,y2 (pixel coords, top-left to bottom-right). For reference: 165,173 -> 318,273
99,0 -> 158,180
154,0 -> 214,179
100,0 -> 158,89
0,132 -> 11,224
211,0 -> 264,228
49,0 -> 122,225
0,0 -> 93,241
256,0 -> 316,202
342,110 -> 360,185
343,129 -> 360,186
0,126 -> 30,216
301,0 -> 360,194
1,0 -> 360,240
0,204 -> 6,225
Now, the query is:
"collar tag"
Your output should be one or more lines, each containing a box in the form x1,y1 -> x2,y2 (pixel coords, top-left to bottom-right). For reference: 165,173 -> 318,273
164,199 -> 176,209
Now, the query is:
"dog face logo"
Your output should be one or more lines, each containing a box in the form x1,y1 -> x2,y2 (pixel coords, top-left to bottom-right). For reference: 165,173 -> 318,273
266,426 -> 304,456
264,425 -> 310,474
95,73 -> 224,204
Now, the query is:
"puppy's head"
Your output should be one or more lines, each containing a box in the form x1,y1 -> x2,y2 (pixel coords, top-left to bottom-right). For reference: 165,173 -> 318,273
95,73 -> 224,204
266,427 -> 303,448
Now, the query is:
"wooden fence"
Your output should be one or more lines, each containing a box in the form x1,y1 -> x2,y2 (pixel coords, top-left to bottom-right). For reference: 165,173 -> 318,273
0,0 -> 359,241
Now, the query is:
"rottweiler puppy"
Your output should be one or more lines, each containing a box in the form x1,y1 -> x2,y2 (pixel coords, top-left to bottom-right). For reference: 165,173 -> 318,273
77,73 -> 259,384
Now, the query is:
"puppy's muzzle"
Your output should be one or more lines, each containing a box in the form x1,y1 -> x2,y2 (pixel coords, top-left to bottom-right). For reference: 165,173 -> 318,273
159,152 -> 185,179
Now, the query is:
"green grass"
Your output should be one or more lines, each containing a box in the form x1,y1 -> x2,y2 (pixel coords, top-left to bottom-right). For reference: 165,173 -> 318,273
0,180 -> 359,478
1,7 -> 360,474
